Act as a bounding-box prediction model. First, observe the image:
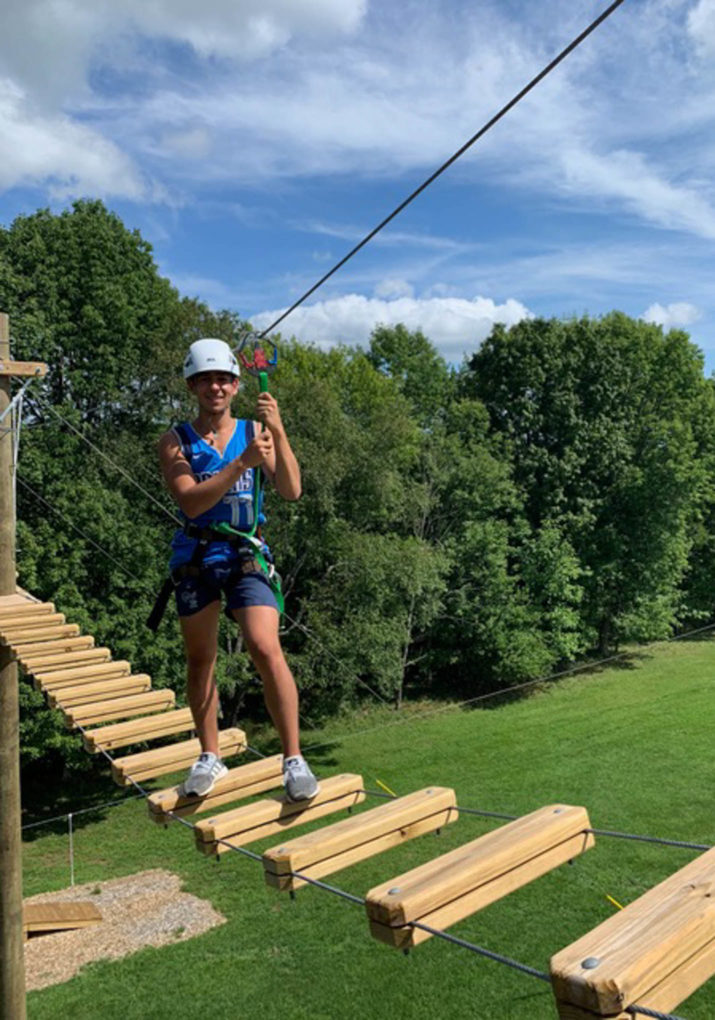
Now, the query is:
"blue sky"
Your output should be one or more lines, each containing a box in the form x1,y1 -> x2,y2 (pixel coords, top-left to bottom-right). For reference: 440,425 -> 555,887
2,0 -> 715,370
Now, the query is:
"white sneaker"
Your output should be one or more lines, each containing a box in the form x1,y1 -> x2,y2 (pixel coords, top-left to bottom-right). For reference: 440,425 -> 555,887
283,755 -> 320,802
181,752 -> 228,797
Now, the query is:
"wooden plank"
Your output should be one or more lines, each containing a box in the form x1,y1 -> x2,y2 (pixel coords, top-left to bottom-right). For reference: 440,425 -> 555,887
366,804 -> 594,949
1,624 -> 80,645
21,647 -> 111,672
148,754 -> 284,823
0,613 -> 65,634
14,635 -> 95,657
369,830 -> 594,950
36,661 -> 131,690
0,359 -> 48,378
550,845 -> 715,1018
23,901 -> 101,934
264,787 -> 458,892
63,690 -> 175,728
0,602 -> 54,619
195,774 -> 366,856
111,729 -> 246,786
47,675 -> 152,709
554,937 -> 715,1019
83,707 -> 195,753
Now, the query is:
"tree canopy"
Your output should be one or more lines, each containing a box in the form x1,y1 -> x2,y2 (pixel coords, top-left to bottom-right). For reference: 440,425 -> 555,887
3,201 -> 714,772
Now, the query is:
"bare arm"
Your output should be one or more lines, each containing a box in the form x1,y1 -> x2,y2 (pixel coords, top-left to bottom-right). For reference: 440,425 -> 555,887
158,428 -> 273,519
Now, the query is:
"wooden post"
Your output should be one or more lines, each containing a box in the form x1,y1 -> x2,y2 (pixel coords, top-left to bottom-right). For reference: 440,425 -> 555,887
0,312 -> 27,1019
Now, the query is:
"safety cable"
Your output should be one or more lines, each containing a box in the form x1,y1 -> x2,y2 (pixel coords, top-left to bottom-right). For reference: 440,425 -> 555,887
357,787 -> 712,855
258,0 -> 627,338
31,393 -> 182,525
300,615 -> 715,755
58,724 -> 689,1020
17,464 -> 715,771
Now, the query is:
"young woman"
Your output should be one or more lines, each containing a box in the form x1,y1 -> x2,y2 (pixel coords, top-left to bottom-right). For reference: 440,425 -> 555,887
158,338 -> 318,801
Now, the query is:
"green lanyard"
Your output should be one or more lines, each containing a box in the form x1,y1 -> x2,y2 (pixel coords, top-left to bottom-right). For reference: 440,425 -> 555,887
210,367 -> 284,613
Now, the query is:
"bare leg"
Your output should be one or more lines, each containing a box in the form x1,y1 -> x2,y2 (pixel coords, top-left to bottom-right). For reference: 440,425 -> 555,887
232,605 -> 301,758
180,600 -> 221,755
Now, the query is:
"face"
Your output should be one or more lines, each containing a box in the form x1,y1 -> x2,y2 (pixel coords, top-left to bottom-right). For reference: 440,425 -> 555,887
188,370 -> 239,411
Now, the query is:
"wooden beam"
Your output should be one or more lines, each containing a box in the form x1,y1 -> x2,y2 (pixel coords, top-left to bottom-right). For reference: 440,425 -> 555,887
0,602 -> 54,619
264,786 -> 458,893
148,754 -> 284,824
0,360 -> 48,378
551,845 -> 715,1018
14,635 -> 94,657
21,647 -> 111,672
0,612 -> 66,633
83,706 -> 195,753
111,729 -> 246,786
34,660 -> 130,690
195,774 -> 366,857
366,804 -> 594,950
23,902 -> 101,936
0,312 -> 26,1018
63,690 -> 175,728
1,624 -> 80,644
47,675 -> 152,709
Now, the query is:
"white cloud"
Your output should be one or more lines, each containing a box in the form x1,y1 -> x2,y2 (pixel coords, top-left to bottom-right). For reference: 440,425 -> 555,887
641,301 -> 703,330
373,278 -> 414,299
0,79 -> 148,199
250,293 -> 531,361
688,0 -> 715,57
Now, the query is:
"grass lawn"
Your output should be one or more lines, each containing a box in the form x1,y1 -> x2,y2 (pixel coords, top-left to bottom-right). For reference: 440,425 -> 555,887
22,637 -> 715,1019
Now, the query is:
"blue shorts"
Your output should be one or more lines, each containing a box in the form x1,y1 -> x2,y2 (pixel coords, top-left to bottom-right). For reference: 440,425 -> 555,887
174,560 -> 279,618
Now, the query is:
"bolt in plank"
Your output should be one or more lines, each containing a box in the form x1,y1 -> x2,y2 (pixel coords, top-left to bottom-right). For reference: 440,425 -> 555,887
367,804 -> 594,949
550,844 -> 715,1019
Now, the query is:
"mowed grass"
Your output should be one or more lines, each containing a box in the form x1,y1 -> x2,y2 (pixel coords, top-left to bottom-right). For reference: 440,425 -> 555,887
23,637 -> 715,1020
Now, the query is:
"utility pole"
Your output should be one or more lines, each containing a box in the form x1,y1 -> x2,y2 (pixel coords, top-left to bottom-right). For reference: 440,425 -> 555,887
0,313 -> 47,1020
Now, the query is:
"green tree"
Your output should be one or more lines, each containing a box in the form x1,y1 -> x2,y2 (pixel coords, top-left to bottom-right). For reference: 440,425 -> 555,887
463,313 -> 712,651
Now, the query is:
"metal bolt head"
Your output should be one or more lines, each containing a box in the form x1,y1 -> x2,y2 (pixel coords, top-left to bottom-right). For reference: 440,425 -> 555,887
388,887 -> 401,895
581,957 -> 601,970
553,808 -> 564,814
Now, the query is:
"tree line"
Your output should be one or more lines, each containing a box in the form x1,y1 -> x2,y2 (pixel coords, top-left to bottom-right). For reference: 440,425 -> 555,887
3,201 -> 713,771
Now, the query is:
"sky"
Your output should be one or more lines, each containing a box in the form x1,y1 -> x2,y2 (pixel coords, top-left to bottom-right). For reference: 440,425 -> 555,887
1,0 -> 715,371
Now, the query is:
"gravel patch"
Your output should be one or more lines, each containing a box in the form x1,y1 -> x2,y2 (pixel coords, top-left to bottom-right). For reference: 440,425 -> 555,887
24,869 -> 226,991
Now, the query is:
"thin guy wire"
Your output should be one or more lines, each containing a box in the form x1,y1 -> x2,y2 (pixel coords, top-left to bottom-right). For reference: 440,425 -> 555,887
359,790 -> 712,855
54,734 -> 692,1019
301,616 -> 715,755
16,475 -> 160,597
258,0 -> 627,338
281,605 -> 392,707
0,377 -> 35,427
408,919 -> 551,982
19,475 -> 715,856
32,394 -> 181,525
21,792 -> 145,831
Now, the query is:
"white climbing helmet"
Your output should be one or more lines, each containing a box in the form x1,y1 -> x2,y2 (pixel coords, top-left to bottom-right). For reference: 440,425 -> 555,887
183,338 -> 240,379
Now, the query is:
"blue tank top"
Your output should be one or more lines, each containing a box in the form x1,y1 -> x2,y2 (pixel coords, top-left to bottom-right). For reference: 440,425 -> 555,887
169,420 -> 267,568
